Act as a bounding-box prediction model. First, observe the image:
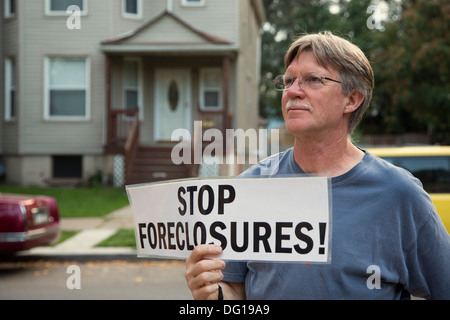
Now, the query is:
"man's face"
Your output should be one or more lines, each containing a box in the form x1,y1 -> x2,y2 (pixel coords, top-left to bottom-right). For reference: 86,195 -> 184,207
281,51 -> 349,139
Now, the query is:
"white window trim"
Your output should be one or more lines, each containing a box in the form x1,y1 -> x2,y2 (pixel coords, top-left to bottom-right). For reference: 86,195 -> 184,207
122,0 -> 142,19
43,56 -> 91,121
45,0 -> 88,16
199,68 -> 222,111
123,57 -> 143,121
181,0 -> 206,7
4,58 -> 16,121
4,0 -> 16,18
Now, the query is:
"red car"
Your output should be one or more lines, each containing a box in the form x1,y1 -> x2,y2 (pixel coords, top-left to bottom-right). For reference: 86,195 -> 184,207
0,193 -> 60,254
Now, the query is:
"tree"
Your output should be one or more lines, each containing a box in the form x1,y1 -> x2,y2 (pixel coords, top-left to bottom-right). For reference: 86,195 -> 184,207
366,0 -> 450,143
259,0 -> 383,120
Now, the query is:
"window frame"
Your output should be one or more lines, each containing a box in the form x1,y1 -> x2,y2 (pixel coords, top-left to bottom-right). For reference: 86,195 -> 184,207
4,0 -> 16,18
4,57 -> 16,121
181,0 -> 206,7
45,0 -> 88,16
44,56 -> 91,121
199,68 -> 223,111
123,57 -> 143,120
122,0 -> 142,19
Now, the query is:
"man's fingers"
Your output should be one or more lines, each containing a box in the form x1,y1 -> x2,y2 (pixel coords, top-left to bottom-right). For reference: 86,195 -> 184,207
186,244 -> 222,264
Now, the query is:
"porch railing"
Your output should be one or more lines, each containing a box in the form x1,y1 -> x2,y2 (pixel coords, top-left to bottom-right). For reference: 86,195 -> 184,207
106,109 -> 139,147
124,111 -> 140,185
105,108 -> 139,185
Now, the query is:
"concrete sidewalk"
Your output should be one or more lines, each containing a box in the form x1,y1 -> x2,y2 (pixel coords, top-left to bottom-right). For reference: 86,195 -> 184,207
17,206 -> 139,259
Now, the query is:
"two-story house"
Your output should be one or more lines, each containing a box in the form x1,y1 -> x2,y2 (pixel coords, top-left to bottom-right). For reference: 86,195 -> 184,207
1,0 -> 265,186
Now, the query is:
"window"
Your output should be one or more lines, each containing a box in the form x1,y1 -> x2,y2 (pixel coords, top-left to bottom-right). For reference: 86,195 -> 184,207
45,57 -> 90,120
182,0 -> 206,6
123,58 -> 142,118
4,58 -> 16,120
384,156 -> 450,193
4,0 -> 16,18
46,0 -> 86,15
200,69 -> 222,110
53,156 -> 82,178
123,0 -> 142,19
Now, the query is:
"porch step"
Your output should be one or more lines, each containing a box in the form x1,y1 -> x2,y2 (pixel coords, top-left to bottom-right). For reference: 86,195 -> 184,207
127,144 -> 194,185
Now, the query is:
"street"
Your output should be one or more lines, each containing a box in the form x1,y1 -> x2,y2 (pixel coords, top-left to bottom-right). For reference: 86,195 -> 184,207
0,258 -> 192,300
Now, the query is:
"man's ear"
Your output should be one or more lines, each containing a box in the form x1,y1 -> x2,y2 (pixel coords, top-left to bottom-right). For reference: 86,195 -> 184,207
344,90 -> 365,114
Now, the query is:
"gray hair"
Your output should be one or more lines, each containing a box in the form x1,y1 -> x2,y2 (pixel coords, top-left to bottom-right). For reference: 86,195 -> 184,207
284,31 -> 374,134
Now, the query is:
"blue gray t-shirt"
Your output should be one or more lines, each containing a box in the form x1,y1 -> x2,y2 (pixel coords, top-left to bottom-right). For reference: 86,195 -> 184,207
222,148 -> 450,299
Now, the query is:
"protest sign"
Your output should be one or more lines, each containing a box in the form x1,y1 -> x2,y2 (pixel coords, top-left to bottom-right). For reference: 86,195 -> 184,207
126,177 -> 331,263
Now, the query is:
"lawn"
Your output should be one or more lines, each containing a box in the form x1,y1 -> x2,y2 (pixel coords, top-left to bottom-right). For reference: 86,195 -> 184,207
0,185 -> 129,218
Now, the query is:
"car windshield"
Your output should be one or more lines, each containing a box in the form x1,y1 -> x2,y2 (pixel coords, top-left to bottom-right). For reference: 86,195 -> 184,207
382,156 -> 450,193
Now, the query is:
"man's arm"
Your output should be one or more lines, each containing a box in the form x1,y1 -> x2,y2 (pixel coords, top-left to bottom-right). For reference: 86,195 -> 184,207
185,244 -> 245,300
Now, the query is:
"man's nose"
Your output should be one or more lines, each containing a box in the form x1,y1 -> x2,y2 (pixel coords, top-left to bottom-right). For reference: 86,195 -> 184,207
286,79 -> 306,98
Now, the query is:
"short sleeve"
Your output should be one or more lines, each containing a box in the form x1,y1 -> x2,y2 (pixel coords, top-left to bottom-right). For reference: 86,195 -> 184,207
222,260 -> 248,283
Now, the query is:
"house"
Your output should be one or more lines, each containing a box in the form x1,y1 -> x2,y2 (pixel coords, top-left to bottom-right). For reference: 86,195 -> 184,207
1,0 -> 266,186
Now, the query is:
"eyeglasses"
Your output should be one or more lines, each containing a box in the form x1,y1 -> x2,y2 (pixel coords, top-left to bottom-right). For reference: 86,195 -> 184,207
273,72 -> 342,91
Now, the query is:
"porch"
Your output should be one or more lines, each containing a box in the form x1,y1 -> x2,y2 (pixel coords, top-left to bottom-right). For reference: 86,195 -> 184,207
100,10 -> 239,185
102,56 -> 234,186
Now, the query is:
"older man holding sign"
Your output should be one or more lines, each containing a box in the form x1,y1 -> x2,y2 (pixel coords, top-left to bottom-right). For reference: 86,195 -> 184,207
184,31 -> 450,300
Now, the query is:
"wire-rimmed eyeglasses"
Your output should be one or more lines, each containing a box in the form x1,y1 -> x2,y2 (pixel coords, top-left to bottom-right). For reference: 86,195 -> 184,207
273,72 -> 342,91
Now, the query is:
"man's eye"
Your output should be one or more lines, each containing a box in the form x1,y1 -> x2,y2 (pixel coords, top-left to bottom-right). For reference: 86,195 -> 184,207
284,77 -> 294,85
306,76 -> 321,83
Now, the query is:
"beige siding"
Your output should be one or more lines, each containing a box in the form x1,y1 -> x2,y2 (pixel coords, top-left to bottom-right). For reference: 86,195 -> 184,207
172,0 -> 238,44
19,0 -> 111,154
1,2 -> 20,154
234,0 -> 261,131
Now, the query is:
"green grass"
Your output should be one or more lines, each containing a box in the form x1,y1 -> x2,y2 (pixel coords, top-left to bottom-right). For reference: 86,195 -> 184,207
96,229 -> 136,248
0,185 -> 129,218
52,230 -> 79,246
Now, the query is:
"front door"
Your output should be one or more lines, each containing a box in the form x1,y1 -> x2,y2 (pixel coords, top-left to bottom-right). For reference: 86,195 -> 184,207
154,69 -> 191,141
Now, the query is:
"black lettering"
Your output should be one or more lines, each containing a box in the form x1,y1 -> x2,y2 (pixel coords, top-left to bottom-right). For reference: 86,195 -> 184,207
198,185 -> 214,215
147,223 -> 157,249
157,223 -> 167,249
167,222 -> 176,250
193,222 -> 207,246
185,222 -> 195,250
210,221 -> 227,249
275,222 -> 292,253
175,222 -> 185,250
138,223 -> 147,249
218,185 -> 236,214
294,222 -> 313,254
253,222 -> 272,252
186,186 -> 198,215
230,222 -> 249,252
178,187 -> 186,215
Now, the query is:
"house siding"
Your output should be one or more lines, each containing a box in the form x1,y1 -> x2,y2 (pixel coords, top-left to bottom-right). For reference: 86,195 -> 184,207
171,0 -> 238,44
19,0 -> 110,154
1,2 -> 20,155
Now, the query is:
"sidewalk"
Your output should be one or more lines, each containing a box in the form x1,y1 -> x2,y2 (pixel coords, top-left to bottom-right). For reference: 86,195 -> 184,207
16,206 -> 139,260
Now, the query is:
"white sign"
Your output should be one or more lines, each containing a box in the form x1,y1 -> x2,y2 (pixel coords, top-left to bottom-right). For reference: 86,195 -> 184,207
126,177 -> 332,263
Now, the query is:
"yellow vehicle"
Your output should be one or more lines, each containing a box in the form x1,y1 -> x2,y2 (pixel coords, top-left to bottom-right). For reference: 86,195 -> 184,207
366,146 -> 450,234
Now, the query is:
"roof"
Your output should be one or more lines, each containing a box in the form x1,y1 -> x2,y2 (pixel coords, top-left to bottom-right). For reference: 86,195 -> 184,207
101,10 -> 236,54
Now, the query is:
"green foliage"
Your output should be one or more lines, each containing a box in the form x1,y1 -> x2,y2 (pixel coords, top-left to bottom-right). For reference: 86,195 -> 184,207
367,0 -> 450,142
259,0 -> 449,143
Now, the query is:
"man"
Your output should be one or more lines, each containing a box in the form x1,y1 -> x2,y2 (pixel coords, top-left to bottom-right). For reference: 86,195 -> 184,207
185,31 -> 450,299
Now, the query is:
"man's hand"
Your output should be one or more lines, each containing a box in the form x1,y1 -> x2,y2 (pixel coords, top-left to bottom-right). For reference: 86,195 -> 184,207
185,244 -> 226,300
